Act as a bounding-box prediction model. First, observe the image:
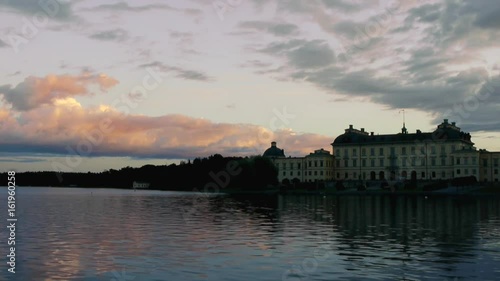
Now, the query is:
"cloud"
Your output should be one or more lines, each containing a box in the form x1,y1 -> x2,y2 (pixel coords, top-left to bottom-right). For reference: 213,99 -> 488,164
0,73 -> 118,111
244,0 -> 500,133
139,61 -> 213,82
259,39 -> 336,69
89,29 -> 129,42
0,39 -> 8,48
464,0 -> 500,29
0,99 -> 332,159
0,0 -> 76,21
238,21 -> 299,36
87,2 -> 175,12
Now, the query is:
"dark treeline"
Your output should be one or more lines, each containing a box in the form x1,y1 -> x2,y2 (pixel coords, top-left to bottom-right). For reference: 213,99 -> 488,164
1,154 -> 278,191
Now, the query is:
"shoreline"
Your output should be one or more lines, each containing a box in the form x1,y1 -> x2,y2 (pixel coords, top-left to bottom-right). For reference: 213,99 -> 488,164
4,185 -> 500,196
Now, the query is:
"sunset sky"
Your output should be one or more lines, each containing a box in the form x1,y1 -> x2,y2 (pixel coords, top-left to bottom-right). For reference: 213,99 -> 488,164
0,0 -> 499,172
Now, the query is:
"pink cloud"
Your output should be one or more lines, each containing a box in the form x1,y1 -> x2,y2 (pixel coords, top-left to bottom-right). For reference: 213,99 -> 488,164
0,98 -> 333,159
0,73 -> 118,111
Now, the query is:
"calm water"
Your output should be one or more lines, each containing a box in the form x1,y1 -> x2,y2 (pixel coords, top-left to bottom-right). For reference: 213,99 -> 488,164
1,187 -> 500,281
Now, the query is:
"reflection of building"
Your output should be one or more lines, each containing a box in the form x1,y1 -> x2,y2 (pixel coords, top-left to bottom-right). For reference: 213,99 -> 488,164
331,119 -> 499,182
132,181 -> 150,189
263,142 -> 334,183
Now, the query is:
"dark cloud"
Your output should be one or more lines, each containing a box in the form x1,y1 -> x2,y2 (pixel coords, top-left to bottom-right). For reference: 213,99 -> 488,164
463,0 -> 500,29
89,29 -> 129,42
238,21 -> 299,37
0,0 -> 76,21
0,156 -> 46,163
87,2 -> 175,12
139,61 -> 213,82
321,0 -> 363,12
259,39 -> 335,69
249,1 -> 500,133
0,39 -> 7,48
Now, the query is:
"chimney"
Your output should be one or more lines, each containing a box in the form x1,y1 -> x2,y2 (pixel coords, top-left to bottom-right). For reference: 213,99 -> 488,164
361,128 -> 365,132
271,141 -> 276,147
444,119 -> 448,124
416,129 -> 421,134
370,132 -> 374,136
349,125 -> 353,129
452,122 -> 456,126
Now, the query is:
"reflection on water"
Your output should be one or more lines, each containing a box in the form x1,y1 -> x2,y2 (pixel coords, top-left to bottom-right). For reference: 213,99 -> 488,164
0,187 -> 499,280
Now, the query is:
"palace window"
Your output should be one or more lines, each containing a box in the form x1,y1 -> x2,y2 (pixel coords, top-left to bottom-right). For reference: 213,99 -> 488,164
402,147 -> 407,155
353,159 -> 357,167
353,148 -> 357,156
379,148 -> 384,156
362,148 -> 366,156
344,160 -> 349,168
362,159 -> 366,167
370,148 -> 375,156
379,159 -> 384,167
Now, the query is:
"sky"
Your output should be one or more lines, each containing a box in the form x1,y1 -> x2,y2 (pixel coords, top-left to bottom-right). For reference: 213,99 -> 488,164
0,0 -> 499,172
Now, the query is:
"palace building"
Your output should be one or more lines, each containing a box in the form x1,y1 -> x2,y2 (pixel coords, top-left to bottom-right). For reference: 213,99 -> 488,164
332,119 -> 499,182
263,119 -> 499,183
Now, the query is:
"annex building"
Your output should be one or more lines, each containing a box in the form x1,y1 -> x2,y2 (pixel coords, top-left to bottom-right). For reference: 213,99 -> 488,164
262,141 -> 334,183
